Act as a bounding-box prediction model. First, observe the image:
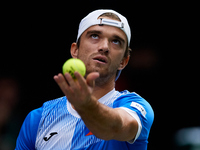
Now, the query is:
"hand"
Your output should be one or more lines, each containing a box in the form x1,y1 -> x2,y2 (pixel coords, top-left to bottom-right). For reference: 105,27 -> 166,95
53,72 -> 99,109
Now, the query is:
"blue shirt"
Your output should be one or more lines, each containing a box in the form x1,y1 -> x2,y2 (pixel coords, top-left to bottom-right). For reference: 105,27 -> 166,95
15,89 -> 154,150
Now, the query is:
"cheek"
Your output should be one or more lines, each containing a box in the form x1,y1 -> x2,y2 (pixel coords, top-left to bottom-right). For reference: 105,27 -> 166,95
110,52 -> 125,69
77,44 -> 94,63
78,40 -> 94,55
77,51 -> 87,64
112,51 -> 124,63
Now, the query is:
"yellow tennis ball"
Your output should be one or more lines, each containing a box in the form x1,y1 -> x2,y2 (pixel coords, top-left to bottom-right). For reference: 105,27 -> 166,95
62,58 -> 86,79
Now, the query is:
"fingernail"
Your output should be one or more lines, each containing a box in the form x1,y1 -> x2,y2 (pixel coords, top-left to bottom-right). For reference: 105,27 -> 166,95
65,73 -> 69,78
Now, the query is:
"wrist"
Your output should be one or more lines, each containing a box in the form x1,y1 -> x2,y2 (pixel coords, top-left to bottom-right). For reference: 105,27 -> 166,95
74,96 -> 99,114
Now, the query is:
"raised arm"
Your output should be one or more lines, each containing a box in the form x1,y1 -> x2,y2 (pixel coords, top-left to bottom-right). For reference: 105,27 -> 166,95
54,72 -> 138,141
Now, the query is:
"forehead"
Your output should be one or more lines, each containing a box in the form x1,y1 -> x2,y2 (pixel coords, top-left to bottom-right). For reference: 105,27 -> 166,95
83,24 -> 127,42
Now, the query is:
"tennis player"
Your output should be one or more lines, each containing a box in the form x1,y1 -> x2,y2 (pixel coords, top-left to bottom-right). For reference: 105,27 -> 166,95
15,9 -> 154,150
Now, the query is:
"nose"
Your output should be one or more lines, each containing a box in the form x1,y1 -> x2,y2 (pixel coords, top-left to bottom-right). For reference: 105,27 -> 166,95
98,39 -> 109,54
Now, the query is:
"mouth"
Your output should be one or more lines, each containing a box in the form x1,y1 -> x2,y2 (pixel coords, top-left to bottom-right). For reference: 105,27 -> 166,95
93,56 -> 108,64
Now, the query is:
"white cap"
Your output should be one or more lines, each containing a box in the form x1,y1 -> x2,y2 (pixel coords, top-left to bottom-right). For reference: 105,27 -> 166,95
76,9 -> 131,46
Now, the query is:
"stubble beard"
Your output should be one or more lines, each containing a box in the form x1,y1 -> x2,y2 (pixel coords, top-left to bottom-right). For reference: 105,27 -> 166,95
85,60 -> 120,87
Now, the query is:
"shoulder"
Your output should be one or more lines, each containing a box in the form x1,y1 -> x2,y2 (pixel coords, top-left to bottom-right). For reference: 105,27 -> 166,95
114,90 -> 154,117
42,96 -> 67,108
24,107 -> 43,135
40,96 -> 67,117
114,90 -> 154,139
15,96 -> 67,150
15,107 -> 43,149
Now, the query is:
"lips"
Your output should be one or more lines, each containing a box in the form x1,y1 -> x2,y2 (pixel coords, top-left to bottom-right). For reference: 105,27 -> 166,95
93,55 -> 108,64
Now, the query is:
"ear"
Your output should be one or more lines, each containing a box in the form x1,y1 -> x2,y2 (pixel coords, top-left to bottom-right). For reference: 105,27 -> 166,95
70,42 -> 78,58
118,55 -> 130,70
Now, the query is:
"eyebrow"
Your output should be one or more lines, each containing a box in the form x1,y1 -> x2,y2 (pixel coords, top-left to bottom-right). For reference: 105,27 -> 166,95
86,30 -> 102,36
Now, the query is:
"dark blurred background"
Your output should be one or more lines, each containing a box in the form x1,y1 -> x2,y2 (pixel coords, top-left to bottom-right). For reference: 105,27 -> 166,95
1,1 -> 199,150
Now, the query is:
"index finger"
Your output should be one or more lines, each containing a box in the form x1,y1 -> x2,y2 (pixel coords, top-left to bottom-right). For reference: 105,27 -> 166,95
54,73 -> 71,95
74,71 -> 88,90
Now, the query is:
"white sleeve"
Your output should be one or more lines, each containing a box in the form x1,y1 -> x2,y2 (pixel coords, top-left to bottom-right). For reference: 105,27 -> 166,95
120,107 -> 142,144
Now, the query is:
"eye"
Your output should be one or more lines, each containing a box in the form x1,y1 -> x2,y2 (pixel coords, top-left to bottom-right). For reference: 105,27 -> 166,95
91,34 -> 99,39
112,39 -> 121,45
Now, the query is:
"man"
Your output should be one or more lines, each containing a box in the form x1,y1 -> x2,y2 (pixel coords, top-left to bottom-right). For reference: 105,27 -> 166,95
15,9 -> 154,150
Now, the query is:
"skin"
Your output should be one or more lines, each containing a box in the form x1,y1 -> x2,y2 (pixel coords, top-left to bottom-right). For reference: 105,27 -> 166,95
54,18 -> 138,141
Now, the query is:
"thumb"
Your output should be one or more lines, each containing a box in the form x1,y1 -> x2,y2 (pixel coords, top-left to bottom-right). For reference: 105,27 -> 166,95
86,72 -> 100,88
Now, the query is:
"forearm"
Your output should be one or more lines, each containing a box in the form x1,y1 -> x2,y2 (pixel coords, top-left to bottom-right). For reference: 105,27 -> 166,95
74,96 -> 126,140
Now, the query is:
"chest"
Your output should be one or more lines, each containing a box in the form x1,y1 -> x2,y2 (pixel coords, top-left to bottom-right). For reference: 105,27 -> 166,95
35,105 -> 102,150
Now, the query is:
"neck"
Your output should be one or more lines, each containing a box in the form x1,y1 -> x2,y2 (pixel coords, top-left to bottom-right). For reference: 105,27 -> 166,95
71,76 -> 115,110
92,75 -> 115,100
